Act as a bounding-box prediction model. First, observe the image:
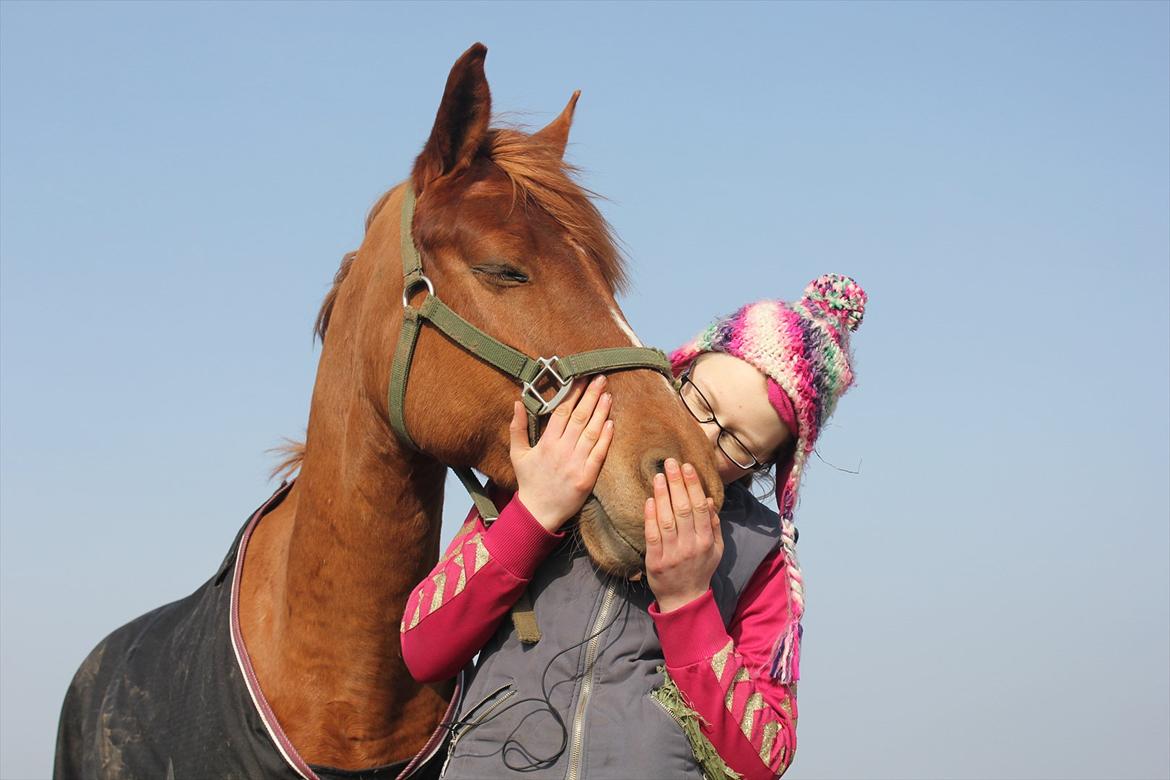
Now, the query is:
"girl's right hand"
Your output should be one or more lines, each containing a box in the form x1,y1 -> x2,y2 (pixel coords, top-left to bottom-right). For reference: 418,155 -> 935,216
511,374 -> 615,533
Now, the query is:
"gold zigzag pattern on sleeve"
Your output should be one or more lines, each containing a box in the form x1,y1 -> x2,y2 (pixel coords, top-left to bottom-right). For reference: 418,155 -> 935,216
451,516 -> 478,543
435,522 -> 477,570
711,639 -> 734,681
725,666 -> 749,711
740,692 -> 765,740
471,534 -> 489,573
715,645 -> 794,773
401,530 -> 491,633
759,721 -> 780,765
428,571 -> 447,615
451,554 -> 468,597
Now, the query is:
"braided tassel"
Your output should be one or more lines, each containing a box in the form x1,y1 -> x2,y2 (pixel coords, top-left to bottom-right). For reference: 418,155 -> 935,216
770,620 -> 803,683
770,514 -> 805,683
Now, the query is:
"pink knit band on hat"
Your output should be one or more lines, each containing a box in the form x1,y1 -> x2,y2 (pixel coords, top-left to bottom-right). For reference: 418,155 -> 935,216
767,379 -> 799,444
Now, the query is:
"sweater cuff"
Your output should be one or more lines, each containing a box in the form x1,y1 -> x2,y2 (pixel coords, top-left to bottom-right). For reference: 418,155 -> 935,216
650,589 -> 732,668
482,495 -> 564,580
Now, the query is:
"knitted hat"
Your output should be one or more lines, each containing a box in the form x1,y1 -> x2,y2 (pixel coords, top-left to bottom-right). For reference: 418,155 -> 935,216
669,273 -> 867,519
669,273 -> 866,683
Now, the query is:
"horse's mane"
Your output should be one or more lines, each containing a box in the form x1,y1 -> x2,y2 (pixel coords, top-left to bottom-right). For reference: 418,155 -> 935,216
274,125 -> 627,480
484,127 -> 628,295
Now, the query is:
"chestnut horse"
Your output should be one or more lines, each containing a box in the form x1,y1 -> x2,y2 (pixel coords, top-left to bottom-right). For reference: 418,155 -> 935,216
54,43 -> 722,778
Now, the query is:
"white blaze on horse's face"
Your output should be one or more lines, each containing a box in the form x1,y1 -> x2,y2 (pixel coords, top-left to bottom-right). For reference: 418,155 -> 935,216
608,306 -> 642,347
609,305 -> 676,396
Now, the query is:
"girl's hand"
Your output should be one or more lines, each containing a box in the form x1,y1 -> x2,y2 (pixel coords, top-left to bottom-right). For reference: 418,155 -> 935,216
644,458 -> 724,613
512,374 -> 615,533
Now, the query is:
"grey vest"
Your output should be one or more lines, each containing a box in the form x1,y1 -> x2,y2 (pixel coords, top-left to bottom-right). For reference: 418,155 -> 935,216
441,482 -> 783,780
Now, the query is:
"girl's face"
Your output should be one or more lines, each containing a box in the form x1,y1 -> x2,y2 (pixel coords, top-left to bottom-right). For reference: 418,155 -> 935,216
684,352 -> 793,485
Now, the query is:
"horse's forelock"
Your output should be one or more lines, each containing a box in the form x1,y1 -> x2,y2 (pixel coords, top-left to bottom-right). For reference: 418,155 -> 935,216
485,127 -> 628,295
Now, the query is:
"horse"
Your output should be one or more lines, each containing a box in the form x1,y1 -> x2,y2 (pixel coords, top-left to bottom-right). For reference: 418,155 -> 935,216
53,42 -> 723,779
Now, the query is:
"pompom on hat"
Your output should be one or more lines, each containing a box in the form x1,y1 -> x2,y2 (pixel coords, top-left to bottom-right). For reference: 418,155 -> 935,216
669,272 -> 867,518
669,273 -> 866,683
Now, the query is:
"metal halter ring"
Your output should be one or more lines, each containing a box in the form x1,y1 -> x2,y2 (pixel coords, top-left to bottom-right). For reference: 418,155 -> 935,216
521,356 -> 573,416
402,274 -> 435,307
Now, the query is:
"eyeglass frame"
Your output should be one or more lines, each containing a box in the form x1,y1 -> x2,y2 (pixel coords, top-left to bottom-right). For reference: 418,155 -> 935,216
677,365 -> 770,472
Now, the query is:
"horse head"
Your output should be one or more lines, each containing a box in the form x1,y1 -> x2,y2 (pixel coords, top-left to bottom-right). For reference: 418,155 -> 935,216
362,43 -> 723,577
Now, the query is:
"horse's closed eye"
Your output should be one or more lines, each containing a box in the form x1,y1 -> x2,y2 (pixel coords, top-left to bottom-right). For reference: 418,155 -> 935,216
472,264 -> 529,286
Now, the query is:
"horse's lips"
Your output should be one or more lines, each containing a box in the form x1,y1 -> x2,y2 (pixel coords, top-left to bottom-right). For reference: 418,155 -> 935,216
581,495 -> 645,576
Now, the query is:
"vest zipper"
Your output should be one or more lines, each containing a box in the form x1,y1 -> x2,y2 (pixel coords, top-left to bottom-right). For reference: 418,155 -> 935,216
564,577 -> 618,780
439,683 -> 517,778
650,691 -> 687,730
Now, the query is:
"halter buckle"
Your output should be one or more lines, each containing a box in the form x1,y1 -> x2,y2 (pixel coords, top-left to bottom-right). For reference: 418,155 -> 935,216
402,274 -> 435,308
522,357 -> 572,415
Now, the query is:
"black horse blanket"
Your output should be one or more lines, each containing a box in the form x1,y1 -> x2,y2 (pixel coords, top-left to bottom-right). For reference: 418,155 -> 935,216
54,482 -> 457,780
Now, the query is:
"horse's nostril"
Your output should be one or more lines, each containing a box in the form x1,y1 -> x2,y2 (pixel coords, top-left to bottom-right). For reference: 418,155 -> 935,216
641,452 -> 672,483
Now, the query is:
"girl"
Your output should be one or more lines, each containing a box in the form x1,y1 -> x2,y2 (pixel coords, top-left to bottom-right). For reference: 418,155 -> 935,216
401,273 -> 867,779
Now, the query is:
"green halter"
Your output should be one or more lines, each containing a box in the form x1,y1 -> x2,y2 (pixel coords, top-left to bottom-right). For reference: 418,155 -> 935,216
388,182 -> 676,524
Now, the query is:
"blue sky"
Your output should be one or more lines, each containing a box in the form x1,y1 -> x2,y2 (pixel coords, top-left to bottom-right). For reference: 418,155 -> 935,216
2,2 -> 1167,778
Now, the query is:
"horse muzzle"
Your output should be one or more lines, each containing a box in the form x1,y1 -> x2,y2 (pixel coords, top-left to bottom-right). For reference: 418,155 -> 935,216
576,495 -> 647,579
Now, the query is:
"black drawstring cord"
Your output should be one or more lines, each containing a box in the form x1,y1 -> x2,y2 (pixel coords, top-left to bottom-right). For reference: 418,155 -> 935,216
453,574 -> 632,772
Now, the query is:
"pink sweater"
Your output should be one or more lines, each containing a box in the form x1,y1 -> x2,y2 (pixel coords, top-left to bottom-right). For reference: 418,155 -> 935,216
400,492 -> 801,779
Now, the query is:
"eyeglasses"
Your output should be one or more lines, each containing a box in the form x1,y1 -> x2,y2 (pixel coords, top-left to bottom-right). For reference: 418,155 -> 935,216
677,366 -> 766,471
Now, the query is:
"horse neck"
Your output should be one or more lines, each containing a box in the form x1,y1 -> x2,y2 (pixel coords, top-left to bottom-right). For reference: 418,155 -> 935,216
239,232 -> 453,766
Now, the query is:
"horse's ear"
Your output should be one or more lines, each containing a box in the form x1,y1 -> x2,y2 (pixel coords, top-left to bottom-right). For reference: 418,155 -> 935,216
412,43 -> 492,194
532,90 -> 580,160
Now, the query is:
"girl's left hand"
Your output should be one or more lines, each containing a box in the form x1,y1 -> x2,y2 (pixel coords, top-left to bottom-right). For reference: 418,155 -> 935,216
644,458 -> 725,613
